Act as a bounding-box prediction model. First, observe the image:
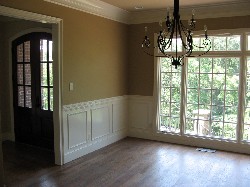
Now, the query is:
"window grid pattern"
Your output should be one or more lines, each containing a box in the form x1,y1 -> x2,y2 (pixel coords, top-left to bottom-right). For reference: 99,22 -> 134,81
185,58 -> 239,140
40,39 -> 53,111
16,41 -> 32,108
158,31 -> 250,143
159,58 -> 181,133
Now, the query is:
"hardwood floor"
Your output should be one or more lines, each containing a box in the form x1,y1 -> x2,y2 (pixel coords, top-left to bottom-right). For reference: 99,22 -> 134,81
3,138 -> 250,187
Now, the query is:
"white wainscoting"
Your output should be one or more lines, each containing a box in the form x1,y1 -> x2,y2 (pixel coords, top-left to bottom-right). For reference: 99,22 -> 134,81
127,95 -> 250,155
128,95 -> 154,138
62,96 -> 128,163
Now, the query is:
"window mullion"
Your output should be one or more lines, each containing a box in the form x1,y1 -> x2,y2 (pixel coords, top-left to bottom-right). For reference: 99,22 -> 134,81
237,34 -> 247,142
180,58 -> 187,135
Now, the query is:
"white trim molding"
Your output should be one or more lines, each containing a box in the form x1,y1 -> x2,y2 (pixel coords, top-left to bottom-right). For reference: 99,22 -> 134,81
44,0 -> 129,24
129,1 -> 250,24
62,96 -> 128,163
43,0 -> 250,24
0,5 -> 64,165
0,5 -> 61,24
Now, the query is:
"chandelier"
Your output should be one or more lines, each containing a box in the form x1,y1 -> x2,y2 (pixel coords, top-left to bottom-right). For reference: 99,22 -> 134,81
142,0 -> 211,69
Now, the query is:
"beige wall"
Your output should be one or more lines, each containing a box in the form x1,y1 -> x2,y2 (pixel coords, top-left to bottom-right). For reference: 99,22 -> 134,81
0,0 -> 129,105
128,16 -> 250,96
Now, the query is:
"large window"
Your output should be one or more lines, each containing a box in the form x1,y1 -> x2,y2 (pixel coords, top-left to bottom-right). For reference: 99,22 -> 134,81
158,31 -> 250,143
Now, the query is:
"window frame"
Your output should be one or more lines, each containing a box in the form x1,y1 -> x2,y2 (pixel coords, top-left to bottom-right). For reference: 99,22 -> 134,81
154,28 -> 250,144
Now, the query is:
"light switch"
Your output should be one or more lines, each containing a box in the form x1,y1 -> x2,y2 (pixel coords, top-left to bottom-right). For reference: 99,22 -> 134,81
69,82 -> 74,91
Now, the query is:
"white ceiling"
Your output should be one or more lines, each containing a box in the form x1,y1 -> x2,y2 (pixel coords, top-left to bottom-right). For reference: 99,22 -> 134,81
99,0 -> 246,11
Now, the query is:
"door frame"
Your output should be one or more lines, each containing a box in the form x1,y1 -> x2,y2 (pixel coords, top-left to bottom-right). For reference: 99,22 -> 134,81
0,5 -> 64,165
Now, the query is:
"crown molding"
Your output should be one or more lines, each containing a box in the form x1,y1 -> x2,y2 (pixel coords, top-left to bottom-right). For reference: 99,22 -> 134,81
43,0 -> 250,25
0,5 -> 61,23
129,1 -> 250,24
44,0 -> 129,24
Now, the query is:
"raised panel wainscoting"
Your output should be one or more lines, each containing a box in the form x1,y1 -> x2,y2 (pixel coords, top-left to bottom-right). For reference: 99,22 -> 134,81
63,96 -> 128,163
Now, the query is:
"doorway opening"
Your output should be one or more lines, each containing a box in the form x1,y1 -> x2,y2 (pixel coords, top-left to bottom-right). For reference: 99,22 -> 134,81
12,32 -> 54,150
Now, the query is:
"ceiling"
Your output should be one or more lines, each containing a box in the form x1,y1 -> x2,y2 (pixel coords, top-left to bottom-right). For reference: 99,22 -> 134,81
99,0 -> 244,11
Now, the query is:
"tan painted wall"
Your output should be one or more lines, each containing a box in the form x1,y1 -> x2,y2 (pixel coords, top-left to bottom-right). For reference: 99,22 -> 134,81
128,16 -> 250,96
0,0 -> 129,105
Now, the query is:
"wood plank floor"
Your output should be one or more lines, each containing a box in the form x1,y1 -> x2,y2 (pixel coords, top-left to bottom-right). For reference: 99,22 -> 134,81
3,137 -> 250,187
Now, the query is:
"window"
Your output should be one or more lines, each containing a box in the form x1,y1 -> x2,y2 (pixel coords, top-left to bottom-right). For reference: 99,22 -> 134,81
157,30 -> 250,143
244,57 -> 250,141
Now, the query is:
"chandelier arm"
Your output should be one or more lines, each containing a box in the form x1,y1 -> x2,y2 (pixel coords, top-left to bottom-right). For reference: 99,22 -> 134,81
179,21 -> 193,51
157,36 -> 174,59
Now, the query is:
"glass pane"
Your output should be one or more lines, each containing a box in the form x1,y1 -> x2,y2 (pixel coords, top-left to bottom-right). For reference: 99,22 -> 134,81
213,74 -> 225,89
199,89 -> 211,105
226,74 -> 239,90
248,35 -> 250,50
213,58 -> 226,73
246,76 -> 250,91
161,73 -> 171,87
224,106 -> 237,123
50,88 -> 53,111
227,58 -> 240,74
188,58 -> 199,73
224,123 -> 236,139
171,73 -> 181,88
185,118 -> 195,134
41,63 -> 48,86
17,44 -> 23,62
25,64 -> 31,85
186,104 -> 198,119
225,91 -> 238,106
211,122 -> 223,137
200,58 -> 212,73
200,74 -> 212,88
211,105 -> 224,121
171,87 -> 181,103
161,102 -> 170,116
213,36 -> 226,51
187,89 -> 198,104
40,39 -> 47,62
187,73 -> 199,88
41,87 -> 48,110
161,88 -> 170,102
227,35 -> 240,51
171,38 -> 182,52
49,41 -> 53,61
49,63 -> 53,86
192,38 -> 200,51
18,86 -> 24,107
161,58 -> 172,72
25,86 -> 32,108
24,41 -> 30,62
17,64 -> 23,85
243,124 -> 250,141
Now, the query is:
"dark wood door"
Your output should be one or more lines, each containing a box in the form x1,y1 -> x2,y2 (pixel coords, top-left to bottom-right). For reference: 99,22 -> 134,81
12,32 -> 54,150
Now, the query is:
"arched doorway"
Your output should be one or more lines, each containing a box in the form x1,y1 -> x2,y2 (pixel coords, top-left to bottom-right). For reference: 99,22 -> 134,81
12,32 -> 54,150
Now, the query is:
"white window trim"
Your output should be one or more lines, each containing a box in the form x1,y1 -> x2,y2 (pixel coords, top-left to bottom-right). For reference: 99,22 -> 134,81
153,28 -> 250,145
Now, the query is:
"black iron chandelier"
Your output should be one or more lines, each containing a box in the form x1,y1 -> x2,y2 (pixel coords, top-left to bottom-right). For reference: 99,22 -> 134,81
142,0 -> 211,69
